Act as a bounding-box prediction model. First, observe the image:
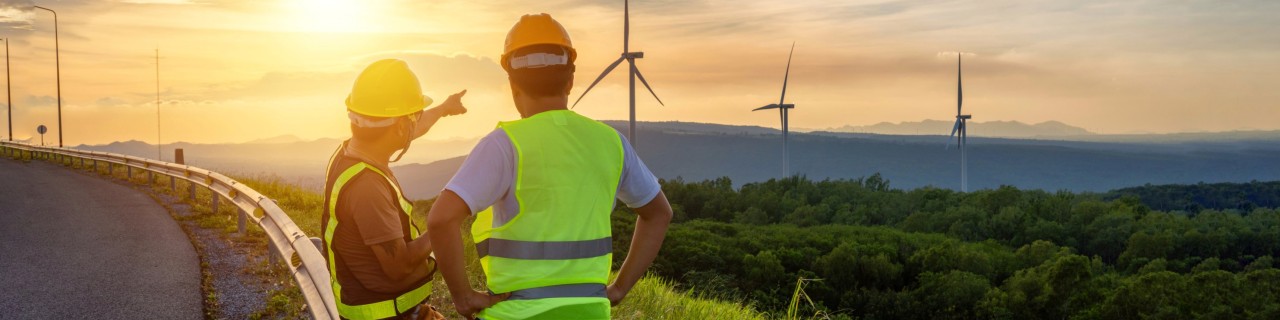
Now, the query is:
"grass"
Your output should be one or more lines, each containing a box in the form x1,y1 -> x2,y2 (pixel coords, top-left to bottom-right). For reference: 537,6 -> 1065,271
613,275 -> 770,320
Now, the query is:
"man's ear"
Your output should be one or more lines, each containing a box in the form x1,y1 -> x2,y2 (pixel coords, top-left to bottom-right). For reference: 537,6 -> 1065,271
508,77 -> 525,99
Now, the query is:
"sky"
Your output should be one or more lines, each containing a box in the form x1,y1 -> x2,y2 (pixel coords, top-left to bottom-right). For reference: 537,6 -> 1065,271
0,0 -> 1277,145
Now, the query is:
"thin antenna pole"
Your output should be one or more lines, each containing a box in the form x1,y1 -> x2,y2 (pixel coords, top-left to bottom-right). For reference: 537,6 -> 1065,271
156,48 -> 161,160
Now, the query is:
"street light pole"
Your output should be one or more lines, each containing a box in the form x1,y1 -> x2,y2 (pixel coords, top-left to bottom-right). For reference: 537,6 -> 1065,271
155,48 -> 161,160
3,38 -> 11,141
34,6 -> 62,148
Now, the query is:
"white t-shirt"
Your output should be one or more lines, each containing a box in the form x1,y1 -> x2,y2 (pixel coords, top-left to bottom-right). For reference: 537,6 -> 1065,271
444,128 -> 661,223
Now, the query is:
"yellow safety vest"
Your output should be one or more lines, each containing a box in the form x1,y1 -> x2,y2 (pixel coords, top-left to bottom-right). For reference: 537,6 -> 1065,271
323,150 -> 432,320
472,110 -> 624,320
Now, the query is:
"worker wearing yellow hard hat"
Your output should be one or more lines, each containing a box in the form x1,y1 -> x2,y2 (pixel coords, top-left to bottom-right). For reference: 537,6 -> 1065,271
428,13 -> 673,320
322,58 -> 466,320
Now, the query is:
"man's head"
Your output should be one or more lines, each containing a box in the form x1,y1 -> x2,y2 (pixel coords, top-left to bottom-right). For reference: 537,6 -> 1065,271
346,59 -> 430,161
502,14 -> 576,118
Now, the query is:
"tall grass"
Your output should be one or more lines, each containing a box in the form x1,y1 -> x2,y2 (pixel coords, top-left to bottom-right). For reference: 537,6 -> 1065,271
613,275 -> 769,320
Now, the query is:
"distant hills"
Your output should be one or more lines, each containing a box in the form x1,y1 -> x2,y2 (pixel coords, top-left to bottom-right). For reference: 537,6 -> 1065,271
388,121 -> 1280,199
64,120 -> 1280,200
825,119 -> 1094,138
71,137 -> 479,191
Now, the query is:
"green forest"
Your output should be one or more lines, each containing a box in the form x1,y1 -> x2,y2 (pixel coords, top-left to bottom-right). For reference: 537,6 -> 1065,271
609,175 -> 1280,319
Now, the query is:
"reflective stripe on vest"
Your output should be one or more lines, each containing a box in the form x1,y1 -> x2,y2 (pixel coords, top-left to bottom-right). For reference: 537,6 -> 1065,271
507,283 -> 607,300
475,237 -> 612,260
324,152 -> 430,320
472,110 -> 623,320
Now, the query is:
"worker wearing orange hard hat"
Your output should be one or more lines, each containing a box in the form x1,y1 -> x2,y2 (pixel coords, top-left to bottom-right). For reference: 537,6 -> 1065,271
428,13 -> 672,320
322,58 -> 466,320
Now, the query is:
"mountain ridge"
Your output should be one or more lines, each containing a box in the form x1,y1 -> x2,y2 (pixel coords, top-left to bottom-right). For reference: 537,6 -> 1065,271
55,120 -> 1280,200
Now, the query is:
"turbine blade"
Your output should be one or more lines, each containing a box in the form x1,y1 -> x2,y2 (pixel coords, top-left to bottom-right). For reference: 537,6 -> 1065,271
571,56 -> 627,108
624,0 -> 630,53
957,53 -> 963,115
633,66 -> 664,106
753,104 -> 781,111
945,120 -> 960,149
780,42 -> 795,105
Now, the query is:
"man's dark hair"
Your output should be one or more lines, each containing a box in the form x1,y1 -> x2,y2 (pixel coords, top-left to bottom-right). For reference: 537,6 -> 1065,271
507,44 -> 575,98
350,117 -> 399,141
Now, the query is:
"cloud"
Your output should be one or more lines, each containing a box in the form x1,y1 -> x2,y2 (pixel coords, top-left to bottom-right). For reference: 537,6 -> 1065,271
23,95 -> 56,107
0,0 -> 35,30
352,51 -> 508,94
95,96 -> 131,107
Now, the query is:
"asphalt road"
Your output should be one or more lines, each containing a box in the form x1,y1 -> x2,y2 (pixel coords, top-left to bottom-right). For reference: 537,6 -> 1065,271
0,158 -> 202,319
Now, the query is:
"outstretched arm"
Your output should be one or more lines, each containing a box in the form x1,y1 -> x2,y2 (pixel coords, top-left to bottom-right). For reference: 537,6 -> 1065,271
412,90 -> 468,140
607,190 -> 673,306
427,190 -> 509,318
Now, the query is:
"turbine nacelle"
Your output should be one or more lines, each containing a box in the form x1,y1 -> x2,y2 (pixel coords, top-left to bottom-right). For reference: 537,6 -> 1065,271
624,52 -> 645,59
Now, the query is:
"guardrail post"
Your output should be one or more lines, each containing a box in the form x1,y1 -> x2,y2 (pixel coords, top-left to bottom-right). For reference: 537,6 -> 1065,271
267,240 -> 279,267
237,208 -> 247,235
127,165 -> 132,178
211,193 -> 220,213
107,162 -> 112,175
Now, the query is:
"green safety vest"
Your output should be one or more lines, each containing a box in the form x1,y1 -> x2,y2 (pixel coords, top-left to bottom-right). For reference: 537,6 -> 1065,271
471,110 -> 624,320
323,150 -> 432,320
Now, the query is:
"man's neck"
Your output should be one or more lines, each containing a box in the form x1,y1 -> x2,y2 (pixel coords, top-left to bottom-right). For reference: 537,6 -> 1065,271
345,138 -> 393,168
520,96 -> 569,118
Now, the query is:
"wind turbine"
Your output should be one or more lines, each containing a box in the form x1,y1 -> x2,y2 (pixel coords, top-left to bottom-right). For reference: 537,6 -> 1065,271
572,0 -> 664,146
945,53 -> 972,192
753,43 -> 796,178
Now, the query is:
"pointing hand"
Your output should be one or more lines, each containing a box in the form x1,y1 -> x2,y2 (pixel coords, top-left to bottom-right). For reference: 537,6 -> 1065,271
438,90 -> 468,117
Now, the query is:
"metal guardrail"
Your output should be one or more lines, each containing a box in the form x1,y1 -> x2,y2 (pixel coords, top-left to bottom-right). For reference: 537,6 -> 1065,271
0,141 -> 339,319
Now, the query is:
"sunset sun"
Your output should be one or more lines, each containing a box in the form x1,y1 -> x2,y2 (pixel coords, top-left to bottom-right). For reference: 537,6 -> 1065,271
287,0 -> 373,33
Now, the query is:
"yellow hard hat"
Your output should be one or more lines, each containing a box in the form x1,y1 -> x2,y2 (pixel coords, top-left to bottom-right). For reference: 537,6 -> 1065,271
346,59 -> 433,118
502,13 -> 576,70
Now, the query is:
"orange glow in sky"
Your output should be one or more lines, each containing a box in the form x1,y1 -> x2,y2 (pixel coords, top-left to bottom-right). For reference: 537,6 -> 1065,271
0,0 -> 1278,145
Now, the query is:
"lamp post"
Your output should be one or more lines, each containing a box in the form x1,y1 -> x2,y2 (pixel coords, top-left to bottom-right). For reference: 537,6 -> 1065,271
34,6 -> 62,148
3,38 -> 10,141
156,48 -> 161,160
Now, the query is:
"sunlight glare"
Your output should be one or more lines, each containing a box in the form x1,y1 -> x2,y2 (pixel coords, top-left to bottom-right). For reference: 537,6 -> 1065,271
288,0 -> 372,33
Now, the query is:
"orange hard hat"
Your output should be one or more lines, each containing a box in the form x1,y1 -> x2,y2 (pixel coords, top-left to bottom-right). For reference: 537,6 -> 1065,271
502,13 -> 577,70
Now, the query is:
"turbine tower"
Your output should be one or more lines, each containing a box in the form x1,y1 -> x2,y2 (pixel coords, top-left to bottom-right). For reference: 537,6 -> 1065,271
945,53 -> 972,192
573,0 -> 664,146
753,43 -> 796,178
